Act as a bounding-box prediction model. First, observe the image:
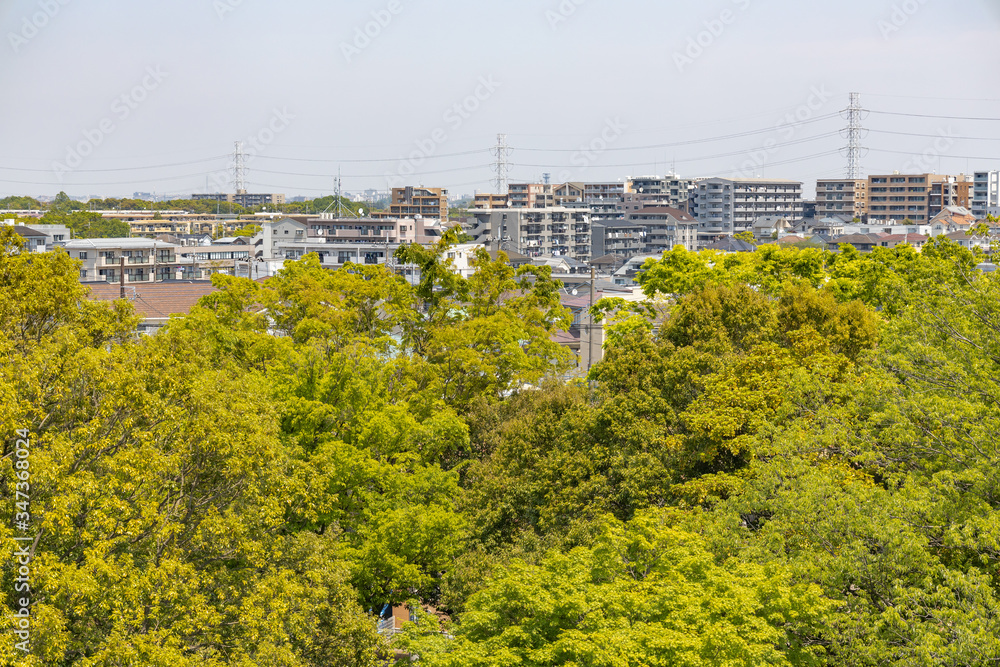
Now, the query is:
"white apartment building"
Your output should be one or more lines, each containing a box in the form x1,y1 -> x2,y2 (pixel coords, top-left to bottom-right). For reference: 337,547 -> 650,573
693,178 -> 804,240
470,207 -> 592,262
66,238 -> 252,283
972,171 -> 1000,219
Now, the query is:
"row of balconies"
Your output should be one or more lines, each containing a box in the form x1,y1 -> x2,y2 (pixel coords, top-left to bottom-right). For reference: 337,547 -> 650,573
101,254 -> 177,266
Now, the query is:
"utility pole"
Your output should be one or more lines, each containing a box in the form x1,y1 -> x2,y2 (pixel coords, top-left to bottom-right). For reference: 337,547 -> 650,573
587,266 -> 596,374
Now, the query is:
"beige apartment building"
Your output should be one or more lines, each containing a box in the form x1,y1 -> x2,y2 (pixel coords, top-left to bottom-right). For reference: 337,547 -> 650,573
473,193 -> 509,209
372,187 -> 448,220
867,173 -> 956,223
816,179 -> 867,221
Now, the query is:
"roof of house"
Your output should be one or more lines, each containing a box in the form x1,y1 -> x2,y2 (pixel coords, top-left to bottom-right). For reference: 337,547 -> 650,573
85,281 -> 218,321
704,237 -> 756,253
11,225 -> 48,238
589,254 -> 622,266
835,234 -> 880,245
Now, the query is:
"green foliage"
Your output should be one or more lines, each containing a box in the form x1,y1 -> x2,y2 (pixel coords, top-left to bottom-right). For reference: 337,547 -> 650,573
401,511 -> 832,667
39,211 -> 130,239
6,218 -> 1000,665
0,195 -> 42,210
231,223 -> 262,237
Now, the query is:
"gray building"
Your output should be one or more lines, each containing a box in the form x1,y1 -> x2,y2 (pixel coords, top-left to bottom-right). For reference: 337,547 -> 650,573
693,178 -> 804,241
470,207 -> 592,262
972,171 -> 1000,219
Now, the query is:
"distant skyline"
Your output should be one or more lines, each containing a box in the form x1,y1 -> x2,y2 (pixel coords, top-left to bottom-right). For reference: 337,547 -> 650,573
1,0 -> 998,201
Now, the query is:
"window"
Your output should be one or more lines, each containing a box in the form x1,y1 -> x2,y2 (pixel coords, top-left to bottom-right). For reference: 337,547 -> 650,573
79,252 -> 88,259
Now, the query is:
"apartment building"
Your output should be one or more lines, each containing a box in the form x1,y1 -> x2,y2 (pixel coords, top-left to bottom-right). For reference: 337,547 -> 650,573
867,173 -> 955,223
508,183 -> 554,209
470,207 -> 592,262
816,179 -> 867,221
693,178 -> 804,240
192,192 -> 286,207
473,193 -> 509,209
627,207 -> 699,254
628,174 -> 693,211
972,171 -> 1000,219
67,237 -> 259,283
955,174 -> 975,211
592,220 -> 646,259
252,215 -> 443,278
372,187 -> 448,220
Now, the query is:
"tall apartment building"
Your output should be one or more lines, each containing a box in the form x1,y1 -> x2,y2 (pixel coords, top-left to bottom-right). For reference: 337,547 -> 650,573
507,181 -> 631,209
470,207 -> 592,262
955,174 -> 975,211
816,179 -> 867,221
867,173 -> 955,223
508,183 -> 554,209
627,207 -> 699,254
372,187 -> 448,220
628,174 -> 694,211
972,171 -> 1000,219
693,178 -> 804,239
473,193 -> 509,209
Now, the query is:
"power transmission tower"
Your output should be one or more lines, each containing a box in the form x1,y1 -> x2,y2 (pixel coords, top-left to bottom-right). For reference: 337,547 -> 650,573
841,93 -> 868,180
492,133 -> 510,195
232,141 -> 247,193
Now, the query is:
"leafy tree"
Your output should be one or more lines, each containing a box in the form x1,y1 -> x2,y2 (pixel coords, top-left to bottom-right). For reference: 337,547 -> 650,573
399,511 -> 832,667
0,195 -> 42,210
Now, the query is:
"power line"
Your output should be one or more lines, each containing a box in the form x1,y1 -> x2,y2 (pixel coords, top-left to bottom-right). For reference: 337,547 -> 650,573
0,155 -> 228,173
508,113 -> 842,153
867,110 -> 1000,121
510,131 -> 842,169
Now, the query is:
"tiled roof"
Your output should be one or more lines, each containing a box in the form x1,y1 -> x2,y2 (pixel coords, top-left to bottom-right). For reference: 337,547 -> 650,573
85,281 -> 218,320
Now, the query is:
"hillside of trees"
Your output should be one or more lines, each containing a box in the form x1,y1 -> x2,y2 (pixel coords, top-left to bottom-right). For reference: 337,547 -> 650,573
3,226 -> 1000,665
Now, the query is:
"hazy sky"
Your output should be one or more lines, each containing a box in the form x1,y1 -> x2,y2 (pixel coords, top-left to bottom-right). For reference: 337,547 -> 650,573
1,0 -> 998,201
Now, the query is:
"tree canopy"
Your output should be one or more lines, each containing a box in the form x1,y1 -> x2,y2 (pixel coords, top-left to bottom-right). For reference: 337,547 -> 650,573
4,234 -> 1000,665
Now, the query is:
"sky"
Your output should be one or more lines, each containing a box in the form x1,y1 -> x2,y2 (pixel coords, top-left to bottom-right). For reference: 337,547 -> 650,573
1,0 -> 998,201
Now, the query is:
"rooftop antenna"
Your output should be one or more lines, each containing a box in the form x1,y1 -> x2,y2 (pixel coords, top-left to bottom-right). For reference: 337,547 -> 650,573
842,92 -> 869,180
